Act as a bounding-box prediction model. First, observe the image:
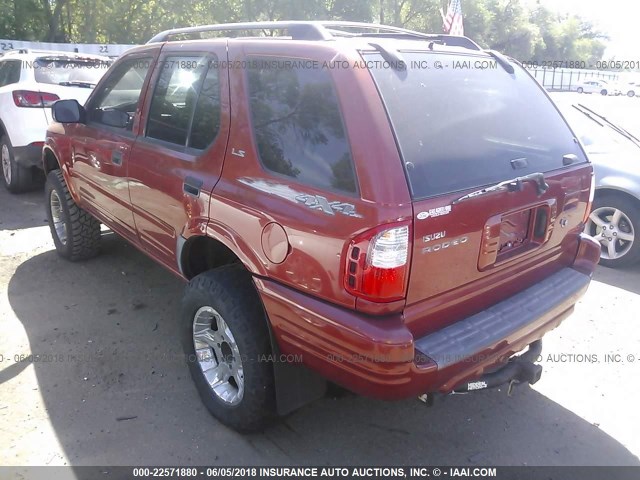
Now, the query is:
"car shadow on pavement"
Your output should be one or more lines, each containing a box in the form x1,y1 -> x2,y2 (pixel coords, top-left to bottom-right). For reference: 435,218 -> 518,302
593,263 -> 640,296
6,234 -> 640,466
0,188 -> 48,231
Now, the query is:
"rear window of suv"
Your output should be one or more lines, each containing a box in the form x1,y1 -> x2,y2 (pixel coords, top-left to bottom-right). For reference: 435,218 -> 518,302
35,57 -> 110,87
246,56 -> 357,195
367,51 -> 588,199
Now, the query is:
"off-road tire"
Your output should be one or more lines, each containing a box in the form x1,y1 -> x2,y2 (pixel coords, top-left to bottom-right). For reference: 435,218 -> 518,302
182,265 -> 276,432
45,170 -> 101,261
1,135 -> 36,193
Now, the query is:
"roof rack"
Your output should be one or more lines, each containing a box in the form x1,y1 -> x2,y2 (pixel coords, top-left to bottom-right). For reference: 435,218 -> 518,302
147,21 -> 481,50
0,48 -> 90,56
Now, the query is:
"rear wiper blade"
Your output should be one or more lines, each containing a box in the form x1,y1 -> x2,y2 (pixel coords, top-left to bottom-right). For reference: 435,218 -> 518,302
453,172 -> 549,204
571,104 -> 605,128
577,104 -> 640,147
58,81 -> 95,88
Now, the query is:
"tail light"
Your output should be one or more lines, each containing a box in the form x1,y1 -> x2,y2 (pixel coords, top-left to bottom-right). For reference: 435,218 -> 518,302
13,90 -> 60,108
344,222 -> 411,302
582,173 -> 596,223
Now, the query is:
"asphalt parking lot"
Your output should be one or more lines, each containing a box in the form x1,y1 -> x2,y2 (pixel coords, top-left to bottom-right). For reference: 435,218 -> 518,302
1,92 -> 639,467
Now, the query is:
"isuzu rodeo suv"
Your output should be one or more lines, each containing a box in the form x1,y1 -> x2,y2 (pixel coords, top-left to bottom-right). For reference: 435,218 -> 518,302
42,21 -> 601,431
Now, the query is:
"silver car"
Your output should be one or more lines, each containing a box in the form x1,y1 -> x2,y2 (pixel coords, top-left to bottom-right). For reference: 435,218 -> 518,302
561,103 -> 640,268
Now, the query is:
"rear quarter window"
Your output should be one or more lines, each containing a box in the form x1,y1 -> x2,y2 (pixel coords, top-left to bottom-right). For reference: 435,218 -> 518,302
246,56 -> 357,195
0,60 -> 21,87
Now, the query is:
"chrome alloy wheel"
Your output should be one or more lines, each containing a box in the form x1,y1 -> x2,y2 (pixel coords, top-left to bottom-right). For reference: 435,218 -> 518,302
1,143 -> 10,185
192,306 -> 245,405
49,189 -> 68,245
587,207 -> 635,260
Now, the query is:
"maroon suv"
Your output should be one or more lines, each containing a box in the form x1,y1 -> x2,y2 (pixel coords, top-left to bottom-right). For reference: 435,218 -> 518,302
43,21 -> 601,431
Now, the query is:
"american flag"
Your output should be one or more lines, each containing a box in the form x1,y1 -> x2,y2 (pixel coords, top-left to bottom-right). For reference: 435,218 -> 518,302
442,0 -> 464,36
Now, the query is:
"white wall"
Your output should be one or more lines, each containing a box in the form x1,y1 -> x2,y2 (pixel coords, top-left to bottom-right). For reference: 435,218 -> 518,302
0,39 -> 137,59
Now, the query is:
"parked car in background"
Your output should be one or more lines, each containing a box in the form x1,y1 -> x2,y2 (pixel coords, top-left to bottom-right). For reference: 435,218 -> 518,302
560,103 -> 640,267
0,49 -> 110,193
575,79 -> 619,96
43,21 -> 600,432
622,82 -> 640,98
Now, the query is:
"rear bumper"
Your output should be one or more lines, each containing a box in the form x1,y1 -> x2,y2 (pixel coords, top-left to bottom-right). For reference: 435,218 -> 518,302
13,145 -> 43,168
255,234 -> 600,400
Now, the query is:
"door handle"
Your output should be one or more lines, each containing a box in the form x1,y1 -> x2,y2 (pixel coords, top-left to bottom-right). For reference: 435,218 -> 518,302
183,176 -> 203,196
112,150 -> 123,166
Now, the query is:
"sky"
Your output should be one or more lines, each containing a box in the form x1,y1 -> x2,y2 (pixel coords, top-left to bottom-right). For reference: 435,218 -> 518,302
528,0 -> 640,59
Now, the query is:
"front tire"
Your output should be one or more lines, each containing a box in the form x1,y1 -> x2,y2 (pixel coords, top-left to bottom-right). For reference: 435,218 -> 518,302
586,195 -> 640,268
601,89 -> 608,96
1,135 -> 36,193
577,87 -> 584,94
45,170 -> 101,261
182,265 -> 276,432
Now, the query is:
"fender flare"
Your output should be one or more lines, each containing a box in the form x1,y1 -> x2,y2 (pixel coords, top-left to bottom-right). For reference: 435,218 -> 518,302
177,227 -> 327,414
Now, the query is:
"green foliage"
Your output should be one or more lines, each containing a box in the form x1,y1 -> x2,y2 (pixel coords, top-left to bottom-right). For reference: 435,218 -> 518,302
0,0 -> 607,63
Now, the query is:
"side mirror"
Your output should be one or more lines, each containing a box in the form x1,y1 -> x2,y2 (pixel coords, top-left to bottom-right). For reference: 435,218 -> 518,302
52,99 -> 85,124
100,109 -> 132,129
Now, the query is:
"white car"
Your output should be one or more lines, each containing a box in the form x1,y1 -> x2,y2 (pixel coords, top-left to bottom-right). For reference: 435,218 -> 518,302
575,79 -> 619,96
0,49 -> 111,192
621,82 -> 640,98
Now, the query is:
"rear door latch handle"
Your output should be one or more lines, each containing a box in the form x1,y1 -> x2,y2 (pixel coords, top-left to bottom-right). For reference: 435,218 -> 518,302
112,151 -> 123,166
183,176 -> 203,197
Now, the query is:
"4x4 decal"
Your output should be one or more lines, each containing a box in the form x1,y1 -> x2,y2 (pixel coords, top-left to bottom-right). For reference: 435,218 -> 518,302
295,194 -> 362,218
238,178 -> 362,218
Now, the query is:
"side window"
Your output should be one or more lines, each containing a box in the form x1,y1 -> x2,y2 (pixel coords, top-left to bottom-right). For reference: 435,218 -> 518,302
0,60 -> 21,87
146,55 -> 212,147
246,57 -> 357,195
88,57 -> 152,130
188,66 -> 221,150
0,62 -> 8,87
6,60 -> 21,85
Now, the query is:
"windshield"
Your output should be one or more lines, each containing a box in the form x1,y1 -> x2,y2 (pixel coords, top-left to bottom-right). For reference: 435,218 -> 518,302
34,57 -> 110,87
366,51 -> 588,199
561,106 -> 640,154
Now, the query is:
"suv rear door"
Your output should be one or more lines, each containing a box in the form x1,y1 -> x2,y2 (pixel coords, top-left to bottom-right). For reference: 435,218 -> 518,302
367,49 -> 593,337
128,42 -> 230,270
220,40 -> 410,309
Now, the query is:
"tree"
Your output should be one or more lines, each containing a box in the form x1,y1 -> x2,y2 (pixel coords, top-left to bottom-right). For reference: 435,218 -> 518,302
0,0 -> 610,65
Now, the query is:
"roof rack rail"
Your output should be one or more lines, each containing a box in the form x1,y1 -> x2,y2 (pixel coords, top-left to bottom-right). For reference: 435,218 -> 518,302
147,21 -> 481,50
148,21 -> 333,43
